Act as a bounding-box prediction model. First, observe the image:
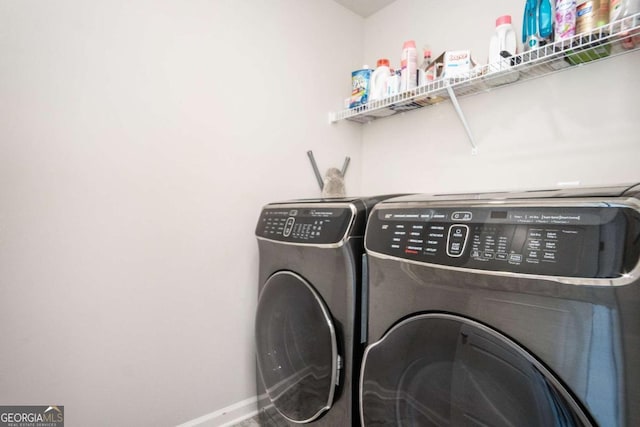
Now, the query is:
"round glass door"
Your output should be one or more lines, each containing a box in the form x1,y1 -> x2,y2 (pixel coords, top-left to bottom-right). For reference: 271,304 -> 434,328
255,271 -> 338,423
360,313 -> 593,427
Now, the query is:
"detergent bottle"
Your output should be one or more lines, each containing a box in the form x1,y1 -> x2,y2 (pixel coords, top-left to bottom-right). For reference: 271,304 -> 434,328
369,59 -> 391,101
489,15 -> 517,69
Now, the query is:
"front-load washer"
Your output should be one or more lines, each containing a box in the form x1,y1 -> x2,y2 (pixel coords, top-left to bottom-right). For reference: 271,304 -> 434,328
255,196 -> 393,426
360,184 -> 640,427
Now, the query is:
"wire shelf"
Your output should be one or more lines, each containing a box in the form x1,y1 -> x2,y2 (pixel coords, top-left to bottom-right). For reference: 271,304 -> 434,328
330,13 -> 640,124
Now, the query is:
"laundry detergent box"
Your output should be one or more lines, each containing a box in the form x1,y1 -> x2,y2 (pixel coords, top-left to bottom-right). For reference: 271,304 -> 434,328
350,67 -> 371,108
442,50 -> 476,78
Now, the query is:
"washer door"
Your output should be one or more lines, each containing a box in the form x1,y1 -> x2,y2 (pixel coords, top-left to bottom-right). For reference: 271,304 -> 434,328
255,271 -> 339,423
360,314 -> 593,427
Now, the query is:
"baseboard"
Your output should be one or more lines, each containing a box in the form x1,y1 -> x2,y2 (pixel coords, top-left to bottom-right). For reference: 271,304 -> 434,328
176,395 -> 259,427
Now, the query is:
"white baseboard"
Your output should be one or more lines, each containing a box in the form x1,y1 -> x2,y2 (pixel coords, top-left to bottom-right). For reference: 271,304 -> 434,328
176,395 -> 260,427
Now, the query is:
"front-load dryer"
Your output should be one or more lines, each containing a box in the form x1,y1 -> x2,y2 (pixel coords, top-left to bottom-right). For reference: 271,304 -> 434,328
361,184 -> 640,427
255,196 -> 392,426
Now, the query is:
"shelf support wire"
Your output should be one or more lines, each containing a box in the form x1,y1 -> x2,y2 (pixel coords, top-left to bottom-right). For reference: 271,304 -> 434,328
307,150 -> 325,190
445,82 -> 478,154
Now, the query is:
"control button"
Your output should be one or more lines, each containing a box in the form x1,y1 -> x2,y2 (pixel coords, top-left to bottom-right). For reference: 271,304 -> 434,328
446,224 -> 469,258
544,241 -> 557,250
529,229 -> 543,238
495,253 -> 508,261
527,239 -> 541,250
527,250 -> 539,259
509,254 -> 523,263
289,209 -> 298,216
451,211 -> 473,221
391,244 -> 400,249
543,252 -> 557,261
283,217 -> 295,237
483,251 -> 495,260
545,230 -> 558,240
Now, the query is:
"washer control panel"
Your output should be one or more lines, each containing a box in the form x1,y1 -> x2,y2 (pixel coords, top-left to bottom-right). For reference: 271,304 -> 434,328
367,206 -> 639,278
256,206 -> 354,244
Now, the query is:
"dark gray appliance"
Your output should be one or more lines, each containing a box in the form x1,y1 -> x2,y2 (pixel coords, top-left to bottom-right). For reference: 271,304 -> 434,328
255,196 -> 391,426
361,184 -> 640,427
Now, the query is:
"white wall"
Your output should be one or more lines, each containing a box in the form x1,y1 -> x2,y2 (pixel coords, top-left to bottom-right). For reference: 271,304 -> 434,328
0,1 -> 362,425
361,0 -> 640,194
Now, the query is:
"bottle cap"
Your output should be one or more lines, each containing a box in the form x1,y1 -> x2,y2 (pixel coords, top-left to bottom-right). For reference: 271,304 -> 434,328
376,58 -> 390,67
496,15 -> 512,27
402,40 -> 416,49
423,49 -> 432,57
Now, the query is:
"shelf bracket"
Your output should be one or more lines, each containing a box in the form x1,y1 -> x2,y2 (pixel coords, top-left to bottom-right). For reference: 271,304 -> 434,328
445,83 -> 478,154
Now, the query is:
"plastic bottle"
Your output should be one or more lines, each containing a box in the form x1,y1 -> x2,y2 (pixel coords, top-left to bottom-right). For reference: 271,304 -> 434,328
489,15 -> 517,70
555,0 -> 577,41
611,0 -> 640,21
400,40 -> 417,92
611,0 -> 640,48
417,49 -> 433,86
369,59 -> 391,101
387,68 -> 401,97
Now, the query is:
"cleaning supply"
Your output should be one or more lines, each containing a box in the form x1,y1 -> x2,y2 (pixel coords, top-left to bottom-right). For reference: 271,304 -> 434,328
369,59 -> 391,101
349,65 -> 371,108
611,0 -> 640,23
611,0 -> 640,48
539,0 -> 553,40
566,0 -> 611,64
417,49 -> 433,86
442,50 -> 475,79
387,68 -> 401,97
576,0 -> 609,33
489,15 -> 517,69
555,0 -> 577,41
400,40 -> 417,92
523,0 -> 554,50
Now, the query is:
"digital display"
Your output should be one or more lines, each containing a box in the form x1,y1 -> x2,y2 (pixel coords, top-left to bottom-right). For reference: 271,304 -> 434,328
491,210 -> 508,219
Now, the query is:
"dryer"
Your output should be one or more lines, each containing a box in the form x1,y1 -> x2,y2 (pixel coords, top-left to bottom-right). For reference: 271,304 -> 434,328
255,197 -> 391,426
361,184 -> 640,427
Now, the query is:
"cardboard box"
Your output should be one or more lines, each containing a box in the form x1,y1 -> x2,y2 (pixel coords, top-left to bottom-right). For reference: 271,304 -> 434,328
427,50 -> 477,79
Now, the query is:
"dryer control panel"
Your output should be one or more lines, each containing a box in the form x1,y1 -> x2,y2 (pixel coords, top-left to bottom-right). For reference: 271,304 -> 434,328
366,206 -> 640,278
256,206 -> 354,244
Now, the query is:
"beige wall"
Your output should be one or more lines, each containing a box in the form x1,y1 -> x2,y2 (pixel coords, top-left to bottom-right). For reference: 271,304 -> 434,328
360,0 -> 640,194
0,1 -> 363,425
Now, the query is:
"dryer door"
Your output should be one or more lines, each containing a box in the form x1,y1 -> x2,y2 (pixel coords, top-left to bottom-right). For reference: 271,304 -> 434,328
360,313 -> 593,427
255,271 -> 339,423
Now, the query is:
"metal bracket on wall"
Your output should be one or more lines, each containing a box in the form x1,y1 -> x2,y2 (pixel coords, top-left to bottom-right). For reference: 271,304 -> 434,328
445,83 -> 478,155
307,150 -> 350,190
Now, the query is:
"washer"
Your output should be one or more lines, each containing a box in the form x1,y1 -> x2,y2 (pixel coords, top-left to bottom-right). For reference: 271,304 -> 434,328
255,196 -> 392,426
361,184 -> 640,427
